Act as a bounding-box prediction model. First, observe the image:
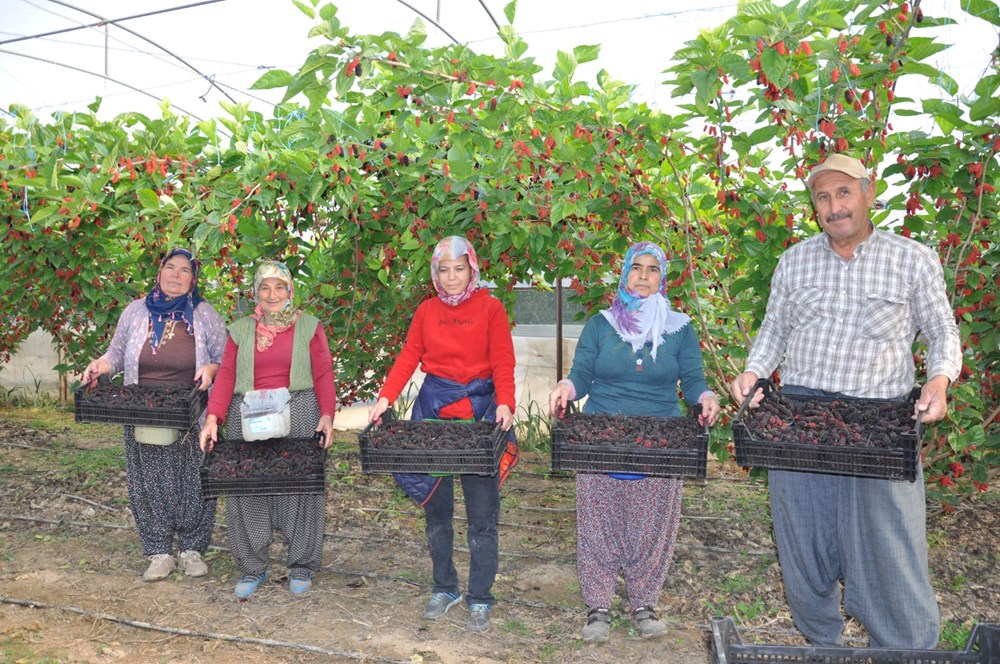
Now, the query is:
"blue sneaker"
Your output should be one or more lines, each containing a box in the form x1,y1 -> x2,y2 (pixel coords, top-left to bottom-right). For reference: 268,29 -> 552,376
288,567 -> 313,594
422,591 -> 462,619
234,571 -> 268,599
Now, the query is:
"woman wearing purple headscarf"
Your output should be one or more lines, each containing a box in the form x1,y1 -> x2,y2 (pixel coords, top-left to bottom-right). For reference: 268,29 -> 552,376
81,248 -> 227,583
547,241 -> 720,642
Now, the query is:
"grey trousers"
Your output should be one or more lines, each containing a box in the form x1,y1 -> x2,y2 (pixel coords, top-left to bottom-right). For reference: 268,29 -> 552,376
769,386 -> 939,648
223,389 -> 326,576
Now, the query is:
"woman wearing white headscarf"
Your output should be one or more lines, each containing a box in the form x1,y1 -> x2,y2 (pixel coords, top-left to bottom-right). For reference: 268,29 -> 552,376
548,241 -> 720,642
200,260 -> 336,598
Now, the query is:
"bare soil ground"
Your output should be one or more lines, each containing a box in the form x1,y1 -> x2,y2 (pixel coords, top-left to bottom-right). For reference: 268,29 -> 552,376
1,407 -> 997,663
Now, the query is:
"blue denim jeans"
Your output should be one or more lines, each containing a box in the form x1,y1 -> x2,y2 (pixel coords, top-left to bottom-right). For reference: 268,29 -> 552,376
423,473 -> 500,607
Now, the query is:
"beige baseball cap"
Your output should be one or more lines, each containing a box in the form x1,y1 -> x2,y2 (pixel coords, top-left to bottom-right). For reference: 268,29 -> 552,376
805,153 -> 870,189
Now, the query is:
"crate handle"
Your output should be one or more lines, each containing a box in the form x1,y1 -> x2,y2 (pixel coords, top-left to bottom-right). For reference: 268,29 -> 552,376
733,377 -> 771,424
360,406 -> 399,437
907,384 -> 925,437
554,400 -> 579,418
690,402 -> 710,435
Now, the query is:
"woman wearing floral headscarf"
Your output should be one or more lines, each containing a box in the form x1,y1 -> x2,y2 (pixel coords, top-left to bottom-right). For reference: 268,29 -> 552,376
368,235 -> 517,634
547,241 -> 720,643
199,260 -> 335,598
81,248 -> 227,583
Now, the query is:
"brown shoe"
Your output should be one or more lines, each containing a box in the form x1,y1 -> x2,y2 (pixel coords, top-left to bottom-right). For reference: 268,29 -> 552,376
177,550 -> 208,577
631,606 -> 666,638
142,554 -> 176,582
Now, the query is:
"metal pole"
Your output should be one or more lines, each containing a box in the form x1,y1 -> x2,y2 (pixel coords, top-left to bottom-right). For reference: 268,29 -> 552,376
555,279 -> 563,380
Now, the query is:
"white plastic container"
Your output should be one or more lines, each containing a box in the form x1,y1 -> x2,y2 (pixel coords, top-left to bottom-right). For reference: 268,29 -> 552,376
134,426 -> 179,445
240,387 -> 291,441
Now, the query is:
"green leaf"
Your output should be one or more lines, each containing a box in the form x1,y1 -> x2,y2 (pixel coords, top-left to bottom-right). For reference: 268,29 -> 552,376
902,37 -> 949,63
292,0 -> 315,18
573,44 -> 600,65
961,0 -> 1000,26
554,50 -> 576,84
732,19 -> 769,37
446,142 -> 473,179
550,199 -> 569,224
408,18 -> 427,43
250,69 -> 293,90
692,68 -> 717,110
969,93 -> 1000,122
503,0 -> 517,24
319,3 -> 337,21
137,189 -> 160,210
922,99 -> 965,134
760,47 -> 787,88
902,62 -> 958,96
29,206 -> 57,225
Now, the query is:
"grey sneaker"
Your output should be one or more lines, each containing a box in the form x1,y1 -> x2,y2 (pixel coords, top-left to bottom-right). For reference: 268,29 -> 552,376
466,603 -> 491,633
631,606 -> 666,638
142,554 -> 176,582
177,550 -> 208,577
422,591 -> 462,620
581,607 -> 611,642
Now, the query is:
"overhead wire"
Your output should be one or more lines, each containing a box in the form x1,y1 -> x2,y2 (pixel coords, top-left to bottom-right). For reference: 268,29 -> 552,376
389,0 -> 460,45
43,0 -> 236,103
0,46 -> 209,122
0,0 -> 226,46
1,0 -> 236,108
476,0 -> 500,31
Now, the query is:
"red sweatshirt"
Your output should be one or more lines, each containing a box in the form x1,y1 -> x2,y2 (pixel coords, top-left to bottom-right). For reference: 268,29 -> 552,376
379,289 -> 516,420
207,324 -> 337,422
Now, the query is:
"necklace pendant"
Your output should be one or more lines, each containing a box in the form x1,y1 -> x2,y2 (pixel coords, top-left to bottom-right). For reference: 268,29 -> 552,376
635,358 -> 643,372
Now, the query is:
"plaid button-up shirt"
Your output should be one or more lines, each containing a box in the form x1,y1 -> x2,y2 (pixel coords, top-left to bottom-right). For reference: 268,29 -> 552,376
746,228 -> 961,399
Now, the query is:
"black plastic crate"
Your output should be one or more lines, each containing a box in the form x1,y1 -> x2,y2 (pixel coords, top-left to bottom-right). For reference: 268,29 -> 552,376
550,408 -> 708,479
200,435 -> 326,498
359,416 -> 506,476
74,379 -> 207,429
732,380 -> 921,482
711,616 -> 1000,664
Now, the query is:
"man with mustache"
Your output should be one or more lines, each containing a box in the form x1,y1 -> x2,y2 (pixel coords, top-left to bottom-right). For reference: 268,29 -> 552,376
729,154 -> 961,648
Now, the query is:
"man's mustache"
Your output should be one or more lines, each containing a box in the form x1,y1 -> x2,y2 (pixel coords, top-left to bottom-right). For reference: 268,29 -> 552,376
825,211 -> 851,223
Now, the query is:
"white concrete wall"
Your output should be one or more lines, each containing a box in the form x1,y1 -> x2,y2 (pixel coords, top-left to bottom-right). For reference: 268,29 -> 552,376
0,329 -> 63,398
2,329 -> 579,429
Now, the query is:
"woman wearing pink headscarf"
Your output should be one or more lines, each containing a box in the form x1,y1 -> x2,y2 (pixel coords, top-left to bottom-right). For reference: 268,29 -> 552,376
548,241 -> 720,642
369,235 -> 517,634
199,260 -> 336,599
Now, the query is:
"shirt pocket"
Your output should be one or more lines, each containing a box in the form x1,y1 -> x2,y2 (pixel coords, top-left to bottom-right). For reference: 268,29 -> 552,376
786,286 -> 824,327
861,291 -> 908,339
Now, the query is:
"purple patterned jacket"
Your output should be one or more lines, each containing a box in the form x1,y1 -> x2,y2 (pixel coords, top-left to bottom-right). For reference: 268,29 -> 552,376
100,298 -> 228,386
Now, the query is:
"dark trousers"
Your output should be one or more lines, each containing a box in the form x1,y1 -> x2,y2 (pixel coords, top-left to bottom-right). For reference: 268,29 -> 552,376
423,473 -> 501,606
